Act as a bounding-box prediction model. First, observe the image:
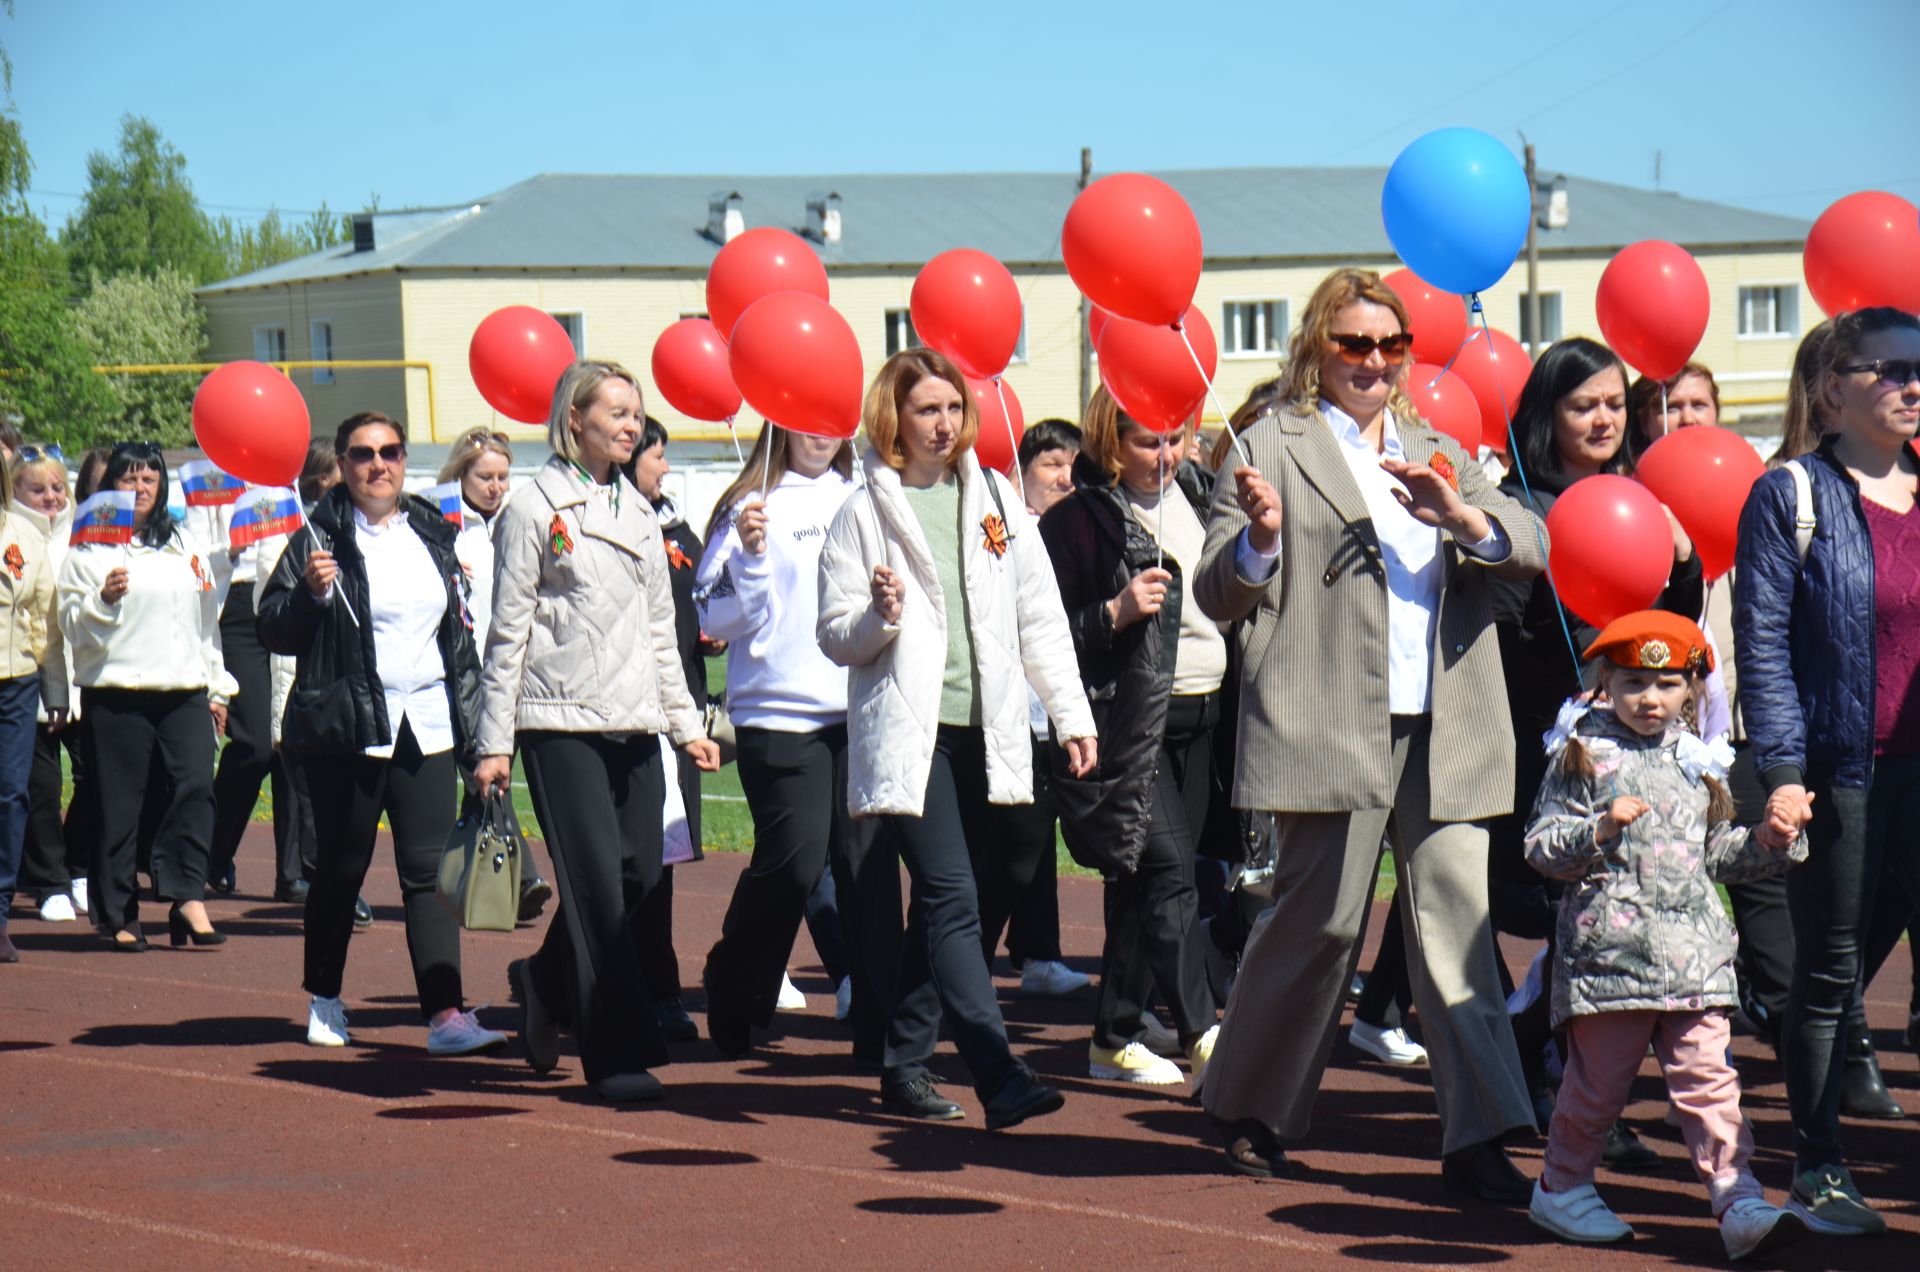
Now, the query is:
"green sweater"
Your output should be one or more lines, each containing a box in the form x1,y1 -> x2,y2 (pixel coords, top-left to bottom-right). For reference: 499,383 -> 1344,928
901,475 -> 980,727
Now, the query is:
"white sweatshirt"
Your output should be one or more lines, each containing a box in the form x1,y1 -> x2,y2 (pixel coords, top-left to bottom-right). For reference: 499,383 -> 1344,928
695,469 -> 857,732
57,525 -> 237,701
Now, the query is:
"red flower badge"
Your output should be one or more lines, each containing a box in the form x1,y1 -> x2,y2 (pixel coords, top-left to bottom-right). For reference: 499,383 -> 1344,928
549,514 -> 575,558
3,544 -> 22,580
664,539 -> 693,571
980,513 -> 1011,559
190,554 -> 213,592
1428,451 -> 1459,493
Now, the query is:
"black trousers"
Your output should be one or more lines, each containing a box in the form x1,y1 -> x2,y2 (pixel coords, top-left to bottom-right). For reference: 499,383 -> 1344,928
978,734 -> 1062,967
20,725 -> 87,894
82,687 -> 215,933
209,582 -> 294,886
276,749 -> 320,882
302,721 -> 462,1018
1786,753 -> 1920,1171
836,784 -> 902,1063
883,725 -> 1023,1096
522,730 -> 668,1082
632,747 -> 700,1000
1095,692 -> 1217,1049
1354,894 -> 1415,1030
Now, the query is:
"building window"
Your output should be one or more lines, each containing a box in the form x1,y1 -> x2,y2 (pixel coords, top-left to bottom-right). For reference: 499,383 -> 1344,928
310,319 -> 335,384
252,325 -> 288,363
1222,300 -> 1287,358
1517,292 -> 1563,348
884,308 -> 919,357
1006,318 -> 1029,365
549,312 -> 586,357
680,310 -> 710,322
1738,286 -> 1798,338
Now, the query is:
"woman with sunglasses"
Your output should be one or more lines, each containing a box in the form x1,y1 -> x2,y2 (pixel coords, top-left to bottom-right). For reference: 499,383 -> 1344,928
257,413 -> 504,1056
1192,268 -> 1543,1196
57,442 -> 234,951
474,363 -> 720,1103
1735,307 -> 1920,1237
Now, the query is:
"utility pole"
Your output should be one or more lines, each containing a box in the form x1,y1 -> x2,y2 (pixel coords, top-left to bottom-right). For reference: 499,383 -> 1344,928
1077,146 -> 1093,411
1524,141 -> 1542,357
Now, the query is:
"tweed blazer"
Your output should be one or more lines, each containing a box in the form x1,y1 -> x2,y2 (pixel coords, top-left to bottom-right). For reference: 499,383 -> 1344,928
1192,404 -> 1547,821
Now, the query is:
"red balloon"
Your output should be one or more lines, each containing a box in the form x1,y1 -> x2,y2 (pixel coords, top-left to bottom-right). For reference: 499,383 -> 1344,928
1096,305 -> 1218,434
968,376 -> 1025,474
651,318 -> 742,422
1383,269 -> 1468,366
191,361 -> 312,486
1063,173 -> 1203,326
911,250 -> 1023,380
1545,475 -> 1674,628
1596,240 -> 1711,381
707,227 -> 831,340
1803,191 -> 1920,316
1404,363 -> 1481,452
727,292 -> 864,440
469,306 -> 576,424
1634,425 -> 1765,582
1450,327 -> 1532,454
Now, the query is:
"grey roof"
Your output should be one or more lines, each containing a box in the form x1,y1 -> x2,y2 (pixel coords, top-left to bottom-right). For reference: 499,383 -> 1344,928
199,168 -> 1812,294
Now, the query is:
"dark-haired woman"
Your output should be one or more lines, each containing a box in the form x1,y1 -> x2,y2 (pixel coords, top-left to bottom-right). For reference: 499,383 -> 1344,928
1735,306 -> 1920,1237
57,443 -> 234,951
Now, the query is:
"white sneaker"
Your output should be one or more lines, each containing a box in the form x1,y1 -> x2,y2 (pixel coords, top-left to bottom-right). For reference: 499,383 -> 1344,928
307,996 -> 350,1047
1020,959 -> 1092,996
834,976 -> 853,1021
1187,1024 -> 1219,1096
1349,1019 -> 1428,1065
1089,1040 -> 1185,1085
38,893 -> 77,923
1529,1181 -> 1633,1244
70,877 -> 89,915
1720,1197 -> 1805,1261
775,972 -> 807,1013
426,1008 -> 509,1056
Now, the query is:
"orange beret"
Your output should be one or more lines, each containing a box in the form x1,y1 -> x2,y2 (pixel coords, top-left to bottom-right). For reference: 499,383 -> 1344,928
1583,610 -> 1715,674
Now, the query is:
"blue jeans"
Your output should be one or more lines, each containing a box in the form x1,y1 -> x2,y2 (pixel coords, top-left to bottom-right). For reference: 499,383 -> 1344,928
0,673 -> 43,918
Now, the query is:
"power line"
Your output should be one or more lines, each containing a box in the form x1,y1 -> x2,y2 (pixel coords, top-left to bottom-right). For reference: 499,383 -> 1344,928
1513,0 -> 1737,128
26,188 -> 342,217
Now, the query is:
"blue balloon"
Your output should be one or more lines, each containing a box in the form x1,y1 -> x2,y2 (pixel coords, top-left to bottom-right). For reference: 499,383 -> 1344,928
1381,128 -> 1531,296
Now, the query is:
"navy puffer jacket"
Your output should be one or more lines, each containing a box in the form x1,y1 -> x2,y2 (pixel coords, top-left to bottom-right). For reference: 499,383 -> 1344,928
1732,442 -> 1877,793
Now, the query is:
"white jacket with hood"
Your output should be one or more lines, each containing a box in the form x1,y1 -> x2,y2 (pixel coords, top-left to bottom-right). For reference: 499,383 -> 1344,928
816,448 -> 1094,818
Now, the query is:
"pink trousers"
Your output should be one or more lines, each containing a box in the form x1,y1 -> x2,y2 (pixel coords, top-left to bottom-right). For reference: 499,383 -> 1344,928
1542,1008 -> 1761,1216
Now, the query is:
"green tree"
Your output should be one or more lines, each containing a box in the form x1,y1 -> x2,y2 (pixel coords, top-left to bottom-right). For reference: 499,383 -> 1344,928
213,201 -> 348,277
0,109 -> 115,445
70,268 -> 206,446
62,114 -> 225,287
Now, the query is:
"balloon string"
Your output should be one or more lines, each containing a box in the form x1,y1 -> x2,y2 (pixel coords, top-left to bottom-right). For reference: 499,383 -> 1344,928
1177,323 -> 1253,469
1469,293 -> 1583,691
758,422 -> 774,503
724,414 -> 744,464
1155,447 -> 1166,574
991,377 -> 1019,480
1660,382 -> 1670,437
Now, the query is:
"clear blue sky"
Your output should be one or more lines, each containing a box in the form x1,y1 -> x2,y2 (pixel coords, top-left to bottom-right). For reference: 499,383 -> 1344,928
8,0 -> 1917,229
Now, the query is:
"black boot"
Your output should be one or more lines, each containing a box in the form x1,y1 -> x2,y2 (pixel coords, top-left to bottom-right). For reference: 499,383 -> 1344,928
1840,1029 -> 1905,1120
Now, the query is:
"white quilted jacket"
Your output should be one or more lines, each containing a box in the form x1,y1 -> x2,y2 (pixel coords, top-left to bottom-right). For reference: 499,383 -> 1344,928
817,448 -> 1094,818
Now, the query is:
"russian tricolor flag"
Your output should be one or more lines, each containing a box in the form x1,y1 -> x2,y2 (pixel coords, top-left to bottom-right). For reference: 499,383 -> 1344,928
229,487 -> 304,548
422,482 -> 463,528
70,491 -> 137,547
179,459 -> 245,507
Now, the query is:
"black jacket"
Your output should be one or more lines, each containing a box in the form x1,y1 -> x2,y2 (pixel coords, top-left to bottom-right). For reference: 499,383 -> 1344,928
1038,456 -> 1213,874
257,486 -> 483,761
655,497 -> 709,711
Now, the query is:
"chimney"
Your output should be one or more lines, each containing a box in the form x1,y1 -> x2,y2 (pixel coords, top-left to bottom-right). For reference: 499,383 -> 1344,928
351,213 -> 375,253
1538,174 -> 1570,230
706,191 -> 744,244
805,192 -> 842,244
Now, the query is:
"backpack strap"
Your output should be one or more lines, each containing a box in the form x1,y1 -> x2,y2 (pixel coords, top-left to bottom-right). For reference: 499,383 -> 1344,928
1785,458 -> 1816,564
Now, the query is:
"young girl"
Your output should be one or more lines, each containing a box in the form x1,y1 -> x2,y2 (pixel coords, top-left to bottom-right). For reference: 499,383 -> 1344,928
1525,611 -> 1806,1260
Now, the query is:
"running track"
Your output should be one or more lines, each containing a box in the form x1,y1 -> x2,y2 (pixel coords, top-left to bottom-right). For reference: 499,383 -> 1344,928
3,826 -> 1914,1269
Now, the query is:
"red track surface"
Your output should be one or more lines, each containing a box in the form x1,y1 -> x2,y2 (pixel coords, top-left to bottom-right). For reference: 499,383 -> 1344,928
3,825 -> 1914,1269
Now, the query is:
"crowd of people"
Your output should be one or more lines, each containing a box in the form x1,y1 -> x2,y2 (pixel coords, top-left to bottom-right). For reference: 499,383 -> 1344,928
1,266 -> 1916,1260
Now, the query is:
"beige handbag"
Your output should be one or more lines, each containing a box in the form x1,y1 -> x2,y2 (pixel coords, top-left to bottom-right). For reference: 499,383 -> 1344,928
436,791 -> 524,932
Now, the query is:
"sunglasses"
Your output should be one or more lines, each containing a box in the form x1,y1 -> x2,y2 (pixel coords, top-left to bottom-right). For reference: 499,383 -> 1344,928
461,431 -> 510,448
1839,359 -> 1920,391
344,443 -> 407,465
1329,333 -> 1413,365
15,444 -> 66,464
111,440 -> 163,459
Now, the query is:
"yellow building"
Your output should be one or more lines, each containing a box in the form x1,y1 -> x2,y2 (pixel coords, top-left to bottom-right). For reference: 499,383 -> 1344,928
197,168 -> 1813,447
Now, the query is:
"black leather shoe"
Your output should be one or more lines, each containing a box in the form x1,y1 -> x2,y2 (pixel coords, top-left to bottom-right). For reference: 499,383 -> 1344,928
983,1070 -> 1065,1131
1441,1140 -> 1531,1205
655,998 -> 698,1043
208,865 -> 237,895
1841,1032 -> 1905,1120
351,896 -> 373,930
518,875 -> 553,923
1218,1118 -> 1288,1179
706,999 -> 752,1059
883,1075 -> 964,1122
1602,1120 -> 1662,1171
273,879 -> 310,903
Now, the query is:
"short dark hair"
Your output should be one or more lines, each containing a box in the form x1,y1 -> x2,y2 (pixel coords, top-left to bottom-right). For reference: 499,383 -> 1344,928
640,415 -> 670,454
297,438 -> 340,504
1824,306 -> 1920,380
101,444 -> 176,548
1018,418 -> 1081,471
333,411 -> 405,456
1509,337 -> 1635,483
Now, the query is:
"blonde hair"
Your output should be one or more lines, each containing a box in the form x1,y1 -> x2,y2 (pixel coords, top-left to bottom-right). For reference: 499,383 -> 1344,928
438,426 -> 514,484
1078,386 -> 1128,481
1274,268 -> 1418,422
547,361 -> 643,464
8,453 -> 64,506
861,349 -> 979,473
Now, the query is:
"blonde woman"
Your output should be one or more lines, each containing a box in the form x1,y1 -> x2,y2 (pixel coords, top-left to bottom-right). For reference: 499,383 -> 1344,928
816,348 -> 1096,1129
474,362 -> 720,1103
0,453 -> 66,962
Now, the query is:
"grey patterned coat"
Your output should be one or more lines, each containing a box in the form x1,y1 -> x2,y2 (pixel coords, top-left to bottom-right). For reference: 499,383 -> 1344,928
1524,711 -> 1796,1028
